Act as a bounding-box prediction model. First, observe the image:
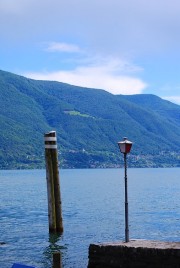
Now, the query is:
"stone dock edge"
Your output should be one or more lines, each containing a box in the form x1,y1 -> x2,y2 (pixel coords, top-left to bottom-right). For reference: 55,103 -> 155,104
88,240 -> 180,268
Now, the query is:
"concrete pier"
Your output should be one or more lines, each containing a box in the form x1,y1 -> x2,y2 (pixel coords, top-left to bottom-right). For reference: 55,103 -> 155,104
88,240 -> 180,268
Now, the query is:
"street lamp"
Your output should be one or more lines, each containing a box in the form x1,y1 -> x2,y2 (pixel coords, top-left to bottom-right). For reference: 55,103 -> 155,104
118,137 -> 133,242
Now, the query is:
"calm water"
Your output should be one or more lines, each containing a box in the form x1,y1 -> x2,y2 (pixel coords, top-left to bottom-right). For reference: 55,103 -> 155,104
0,168 -> 179,268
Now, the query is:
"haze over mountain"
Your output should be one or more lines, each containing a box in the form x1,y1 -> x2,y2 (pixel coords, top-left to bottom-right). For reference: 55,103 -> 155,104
0,69 -> 179,169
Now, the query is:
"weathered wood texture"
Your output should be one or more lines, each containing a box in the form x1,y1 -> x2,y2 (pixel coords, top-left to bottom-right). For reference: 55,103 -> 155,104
53,252 -> 62,268
88,240 -> 180,268
44,131 -> 63,233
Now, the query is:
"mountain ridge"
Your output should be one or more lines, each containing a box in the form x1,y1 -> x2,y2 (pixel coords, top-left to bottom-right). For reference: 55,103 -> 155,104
0,69 -> 179,169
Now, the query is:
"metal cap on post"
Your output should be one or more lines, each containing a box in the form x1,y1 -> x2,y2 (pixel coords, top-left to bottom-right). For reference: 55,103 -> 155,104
44,131 -> 57,150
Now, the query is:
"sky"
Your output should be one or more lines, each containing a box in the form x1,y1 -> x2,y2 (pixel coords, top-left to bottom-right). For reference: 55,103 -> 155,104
1,0 -> 180,104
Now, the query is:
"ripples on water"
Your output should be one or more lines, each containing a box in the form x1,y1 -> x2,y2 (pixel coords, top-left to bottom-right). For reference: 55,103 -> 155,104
0,168 -> 179,268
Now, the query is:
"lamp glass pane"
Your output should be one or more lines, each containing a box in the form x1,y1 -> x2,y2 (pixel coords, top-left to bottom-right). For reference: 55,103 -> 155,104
120,143 -> 126,153
126,144 -> 132,153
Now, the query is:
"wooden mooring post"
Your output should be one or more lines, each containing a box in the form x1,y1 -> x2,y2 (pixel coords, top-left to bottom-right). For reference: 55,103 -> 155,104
53,252 -> 62,268
44,131 -> 63,233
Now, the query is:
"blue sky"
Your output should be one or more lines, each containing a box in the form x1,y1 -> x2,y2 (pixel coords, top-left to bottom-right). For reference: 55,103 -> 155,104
1,0 -> 180,104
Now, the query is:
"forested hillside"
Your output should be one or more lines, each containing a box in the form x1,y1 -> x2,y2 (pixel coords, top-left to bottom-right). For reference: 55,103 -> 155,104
0,69 -> 180,169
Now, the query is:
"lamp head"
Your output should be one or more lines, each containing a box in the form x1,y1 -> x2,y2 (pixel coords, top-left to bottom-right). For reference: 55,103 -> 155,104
118,137 -> 132,154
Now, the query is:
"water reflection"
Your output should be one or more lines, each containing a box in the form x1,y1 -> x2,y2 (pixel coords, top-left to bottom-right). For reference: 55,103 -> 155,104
42,233 -> 67,268
0,169 -> 179,268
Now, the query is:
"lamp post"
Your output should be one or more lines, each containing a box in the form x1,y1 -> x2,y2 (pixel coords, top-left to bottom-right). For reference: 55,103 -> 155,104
118,137 -> 133,243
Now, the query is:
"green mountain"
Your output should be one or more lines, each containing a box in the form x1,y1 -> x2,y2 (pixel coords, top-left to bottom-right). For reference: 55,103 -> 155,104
0,69 -> 180,169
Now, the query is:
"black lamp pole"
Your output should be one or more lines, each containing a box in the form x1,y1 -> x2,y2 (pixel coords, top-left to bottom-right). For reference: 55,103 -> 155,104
118,137 -> 132,243
124,152 -> 129,242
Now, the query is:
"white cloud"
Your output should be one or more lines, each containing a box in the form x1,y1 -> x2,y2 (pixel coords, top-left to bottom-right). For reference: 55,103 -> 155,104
1,0 -> 180,103
45,42 -> 81,53
24,58 -> 147,95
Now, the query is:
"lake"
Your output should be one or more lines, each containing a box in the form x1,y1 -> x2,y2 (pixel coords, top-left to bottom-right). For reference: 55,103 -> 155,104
0,168 -> 179,268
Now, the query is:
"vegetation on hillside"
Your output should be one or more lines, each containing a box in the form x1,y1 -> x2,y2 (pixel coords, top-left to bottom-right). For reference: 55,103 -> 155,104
0,69 -> 180,169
